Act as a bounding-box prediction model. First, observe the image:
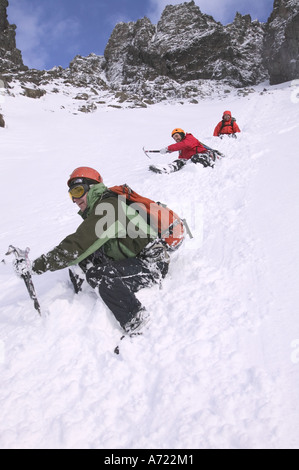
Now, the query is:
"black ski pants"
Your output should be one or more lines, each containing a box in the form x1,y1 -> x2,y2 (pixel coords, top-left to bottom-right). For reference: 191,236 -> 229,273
166,153 -> 214,173
84,247 -> 169,328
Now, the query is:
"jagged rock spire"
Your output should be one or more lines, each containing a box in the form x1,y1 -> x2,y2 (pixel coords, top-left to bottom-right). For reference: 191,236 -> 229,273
0,0 -> 26,73
264,0 -> 299,84
0,0 -> 9,31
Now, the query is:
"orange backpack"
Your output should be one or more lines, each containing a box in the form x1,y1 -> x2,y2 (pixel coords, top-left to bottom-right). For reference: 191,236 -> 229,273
108,184 -> 185,250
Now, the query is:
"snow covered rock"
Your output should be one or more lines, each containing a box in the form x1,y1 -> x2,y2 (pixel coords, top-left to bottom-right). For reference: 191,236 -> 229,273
104,1 -> 267,88
0,0 -> 298,106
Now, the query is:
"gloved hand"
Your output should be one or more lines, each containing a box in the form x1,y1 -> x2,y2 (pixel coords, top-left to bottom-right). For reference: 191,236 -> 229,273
13,257 -> 32,277
160,147 -> 169,154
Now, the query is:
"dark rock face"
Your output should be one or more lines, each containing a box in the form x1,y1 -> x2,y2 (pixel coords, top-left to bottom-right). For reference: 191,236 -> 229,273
264,0 -> 299,84
0,0 -> 9,32
225,13 -> 267,86
0,0 -> 298,106
0,0 -> 26,73
104,2 -> 267,87
104,18 -> 157,83
0,112 -> 5,127
104,0 -> 299,88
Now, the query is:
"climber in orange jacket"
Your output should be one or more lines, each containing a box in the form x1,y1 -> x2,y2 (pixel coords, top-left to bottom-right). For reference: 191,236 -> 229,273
213,111 -> 241,138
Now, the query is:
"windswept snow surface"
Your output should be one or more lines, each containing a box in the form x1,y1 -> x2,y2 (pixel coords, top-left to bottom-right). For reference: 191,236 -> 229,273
0,81 -> 299,449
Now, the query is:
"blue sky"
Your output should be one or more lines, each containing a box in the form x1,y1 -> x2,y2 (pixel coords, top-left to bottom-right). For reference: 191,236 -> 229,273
8,0 -> 275,70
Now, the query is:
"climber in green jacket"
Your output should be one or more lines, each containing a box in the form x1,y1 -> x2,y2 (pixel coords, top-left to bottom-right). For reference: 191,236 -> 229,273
14,167 -> 170,334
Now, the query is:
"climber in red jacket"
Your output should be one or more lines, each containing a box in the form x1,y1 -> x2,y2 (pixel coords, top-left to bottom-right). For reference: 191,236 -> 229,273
149,128 -> 217,174
166,129 -> 206,160
213,111 -> 241,138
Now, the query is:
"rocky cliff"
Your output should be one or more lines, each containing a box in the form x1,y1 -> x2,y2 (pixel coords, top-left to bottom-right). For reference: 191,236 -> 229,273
264,0 -> 299,84
0,0 -> 298,107
104,3 -> 267,87
0,0 -> 26,73
103,0 -> 299,88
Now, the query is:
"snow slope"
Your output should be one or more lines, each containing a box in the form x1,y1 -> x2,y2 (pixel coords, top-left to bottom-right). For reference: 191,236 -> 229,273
0,80 -> 299,449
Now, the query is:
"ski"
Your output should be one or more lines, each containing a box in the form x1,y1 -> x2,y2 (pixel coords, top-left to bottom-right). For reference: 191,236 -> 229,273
5,245 -> 41,316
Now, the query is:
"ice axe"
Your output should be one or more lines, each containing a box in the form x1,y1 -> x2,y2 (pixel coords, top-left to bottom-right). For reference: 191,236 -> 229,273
142,147 -> 160,159
5,245 -> 41,316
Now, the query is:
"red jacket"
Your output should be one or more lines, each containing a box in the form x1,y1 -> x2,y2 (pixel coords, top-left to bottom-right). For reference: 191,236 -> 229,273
213,111 -> 241,136
167,133 -> 206,160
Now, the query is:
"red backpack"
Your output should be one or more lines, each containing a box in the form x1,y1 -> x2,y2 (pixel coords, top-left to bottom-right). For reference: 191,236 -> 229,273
108,184 -> 185,250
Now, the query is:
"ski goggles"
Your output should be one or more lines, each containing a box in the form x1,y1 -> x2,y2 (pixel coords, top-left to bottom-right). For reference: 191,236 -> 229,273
68,183 -> 89,200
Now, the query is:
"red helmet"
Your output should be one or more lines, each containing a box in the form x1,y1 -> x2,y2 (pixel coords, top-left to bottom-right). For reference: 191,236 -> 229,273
67,167 -> 103,187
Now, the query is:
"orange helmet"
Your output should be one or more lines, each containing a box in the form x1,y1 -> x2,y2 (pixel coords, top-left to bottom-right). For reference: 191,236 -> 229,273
67,167 -> 103,187
171,128 -> 185,137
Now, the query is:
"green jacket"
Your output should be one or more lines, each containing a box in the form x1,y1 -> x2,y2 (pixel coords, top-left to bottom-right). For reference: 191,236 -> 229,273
32,183 -> 153,274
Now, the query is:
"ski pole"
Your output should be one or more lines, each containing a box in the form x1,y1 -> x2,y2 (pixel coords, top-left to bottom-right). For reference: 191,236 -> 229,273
5,245 -> 41,316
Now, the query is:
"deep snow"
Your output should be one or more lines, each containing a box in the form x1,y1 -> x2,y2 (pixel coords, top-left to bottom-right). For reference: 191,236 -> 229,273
0,79 -> 299,449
